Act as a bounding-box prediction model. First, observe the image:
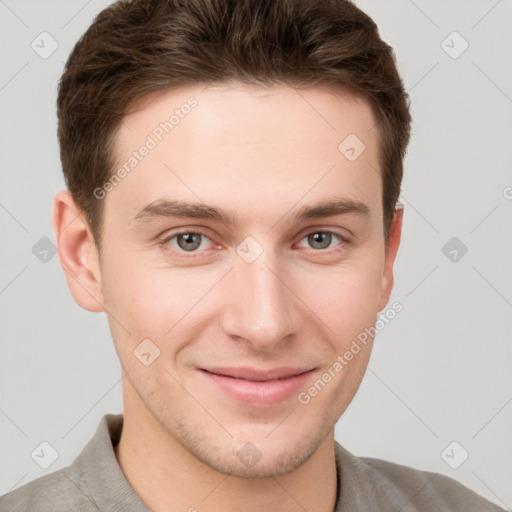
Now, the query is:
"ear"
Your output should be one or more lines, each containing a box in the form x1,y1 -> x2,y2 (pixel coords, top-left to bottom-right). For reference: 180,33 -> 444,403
52,189 -> 105,313
377,204 -> 403,311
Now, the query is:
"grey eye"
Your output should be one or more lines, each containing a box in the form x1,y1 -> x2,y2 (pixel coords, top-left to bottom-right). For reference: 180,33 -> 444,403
307,232 -> 334,250
176,233 -> 203,251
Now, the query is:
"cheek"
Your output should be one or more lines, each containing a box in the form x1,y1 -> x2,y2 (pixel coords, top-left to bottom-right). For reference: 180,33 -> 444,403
100,257 -> 219,348
105,272 -> 179,333
292,257 -> 384,341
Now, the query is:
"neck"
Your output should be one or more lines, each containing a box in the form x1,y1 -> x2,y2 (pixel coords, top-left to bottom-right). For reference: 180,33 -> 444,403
114,390 -> 338,512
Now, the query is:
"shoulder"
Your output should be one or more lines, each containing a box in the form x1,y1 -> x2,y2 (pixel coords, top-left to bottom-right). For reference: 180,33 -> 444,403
0,464 -> 99,512
334,442 -> 505,511
360,453 -> 505,511
0,468 -> 97,512
0,413 -> 137,512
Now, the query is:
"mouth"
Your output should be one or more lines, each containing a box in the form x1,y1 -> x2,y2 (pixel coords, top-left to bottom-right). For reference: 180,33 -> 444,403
199,366 -> 316,407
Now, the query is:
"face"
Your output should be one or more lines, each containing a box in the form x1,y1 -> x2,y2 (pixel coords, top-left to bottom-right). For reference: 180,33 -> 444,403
65,83 -> 400,478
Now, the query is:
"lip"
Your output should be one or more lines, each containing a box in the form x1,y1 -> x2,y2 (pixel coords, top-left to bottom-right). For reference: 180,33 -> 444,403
199,366 -> 316,407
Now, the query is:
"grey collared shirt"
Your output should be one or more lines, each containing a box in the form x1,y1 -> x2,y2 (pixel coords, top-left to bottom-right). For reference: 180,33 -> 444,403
0,413 -> 505,511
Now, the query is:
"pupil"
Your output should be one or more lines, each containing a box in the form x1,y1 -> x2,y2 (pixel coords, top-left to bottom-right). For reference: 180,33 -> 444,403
310,232 -> 330,249
178,233 -> 201,251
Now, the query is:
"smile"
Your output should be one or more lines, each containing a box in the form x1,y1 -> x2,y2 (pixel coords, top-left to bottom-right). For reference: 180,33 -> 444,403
199,367 -> 316,407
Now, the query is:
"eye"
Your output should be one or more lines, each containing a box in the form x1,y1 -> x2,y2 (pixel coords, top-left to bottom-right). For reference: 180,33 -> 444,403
296,231 -> 347,251
162,231 -> 214,253
159,228 -> 349,256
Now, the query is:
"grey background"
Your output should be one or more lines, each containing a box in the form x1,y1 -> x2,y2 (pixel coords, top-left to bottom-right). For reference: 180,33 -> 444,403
1,0 -> 511,508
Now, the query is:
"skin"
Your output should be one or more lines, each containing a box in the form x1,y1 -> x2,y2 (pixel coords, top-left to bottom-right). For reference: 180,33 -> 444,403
53,82 -> 403,512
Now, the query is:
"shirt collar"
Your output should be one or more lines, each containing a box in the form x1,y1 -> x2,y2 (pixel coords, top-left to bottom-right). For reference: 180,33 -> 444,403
70,413 -> 150,511
70,413 -> 382,512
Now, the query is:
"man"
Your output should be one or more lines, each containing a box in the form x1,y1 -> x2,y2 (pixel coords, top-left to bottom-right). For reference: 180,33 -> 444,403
0,0 -> 505,510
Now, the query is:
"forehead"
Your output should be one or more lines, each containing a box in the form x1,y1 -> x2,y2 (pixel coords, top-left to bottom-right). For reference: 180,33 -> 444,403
120,81 -> 377,148
106,82 -> 381,229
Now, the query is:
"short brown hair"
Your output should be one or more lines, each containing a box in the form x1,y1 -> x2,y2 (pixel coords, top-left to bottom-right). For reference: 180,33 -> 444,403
57,0 -> 411,249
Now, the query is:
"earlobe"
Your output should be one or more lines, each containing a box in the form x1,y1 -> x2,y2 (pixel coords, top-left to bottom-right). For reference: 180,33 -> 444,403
52,190 -> 105,313
378,205 -> 403,311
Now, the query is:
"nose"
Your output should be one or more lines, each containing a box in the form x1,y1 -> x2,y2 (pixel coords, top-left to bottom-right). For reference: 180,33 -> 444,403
219,248 -> 303,352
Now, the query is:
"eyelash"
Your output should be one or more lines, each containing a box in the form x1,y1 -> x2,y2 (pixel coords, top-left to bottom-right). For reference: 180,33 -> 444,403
158,228 -> 350,257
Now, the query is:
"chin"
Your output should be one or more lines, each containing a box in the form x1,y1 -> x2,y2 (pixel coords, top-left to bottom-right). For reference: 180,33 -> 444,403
175,416 -> 332,479
197,435 -> 322,478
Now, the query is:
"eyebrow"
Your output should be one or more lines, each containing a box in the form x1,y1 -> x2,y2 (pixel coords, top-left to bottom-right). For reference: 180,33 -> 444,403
131,196 -> 370,227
